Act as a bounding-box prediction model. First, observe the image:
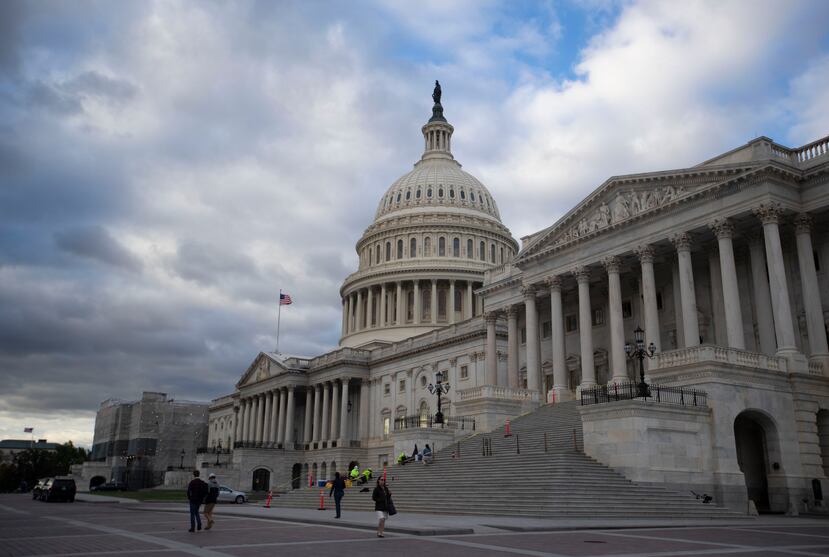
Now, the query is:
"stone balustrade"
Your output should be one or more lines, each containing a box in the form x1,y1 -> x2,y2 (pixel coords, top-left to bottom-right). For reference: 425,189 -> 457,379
309,347 -> 370,368
768,134 -> 829,164
456,385 -> 540,402
808,360 -> 825,376
652,345 -> 788,373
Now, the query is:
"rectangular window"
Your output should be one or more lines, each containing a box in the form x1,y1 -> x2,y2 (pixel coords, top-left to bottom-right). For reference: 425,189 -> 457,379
622,300 -> 632,319
565,314 -> 578,332
383,418 -> 390,436
383,383 -> 390,396
542,321 -> 551,338
656,292 -> 663,310
399,379 -> 406,393
460,365 -> 468,379
520,327 -> 527,344
592,308 -> 604,326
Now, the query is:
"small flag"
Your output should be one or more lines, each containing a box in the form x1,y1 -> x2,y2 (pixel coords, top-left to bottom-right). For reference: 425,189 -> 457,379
279,293 -> 293,305
24,427 -> 33,433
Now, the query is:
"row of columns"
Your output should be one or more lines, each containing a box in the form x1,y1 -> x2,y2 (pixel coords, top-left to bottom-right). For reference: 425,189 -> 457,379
234,386 -> 296,447
484,205 -> 828,394
342,279 -> 479,335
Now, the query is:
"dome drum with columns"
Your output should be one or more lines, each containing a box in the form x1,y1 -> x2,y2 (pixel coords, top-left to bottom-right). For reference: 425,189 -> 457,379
339,87 -> 518,348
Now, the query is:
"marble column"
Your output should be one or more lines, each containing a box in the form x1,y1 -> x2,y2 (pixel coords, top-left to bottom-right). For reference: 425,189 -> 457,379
635,245 -> 661,354
312,384 -> 321,443
330,380 -> 340,443
413,281 -> 421,324
277,388 -> 287,445
546,276 -> 568,399
359,380 -> 369,440
355,290 -> 363,331
377,283 -> 388,327
711,219 -> 745,349
244,398 -> 253,443
672,233 -> 700,348
239,399 -> 248,444
303,389 -> 313,445
707,249 -> 727,346
523,285 -> 540,391
320,382 -> 331,442
366,287 -> 374,329
748,234 -> 776,353
340,378 -> 350,442
573,267 -> 596,387
795,214 -> 829,366
396,282 -> 403,324
466,282 -> 473,319
431,280 -> 438,324
485,312 -> 498,385
262,390 -> 273,445
604,256 -> 627,383
506,305 -> 519,388
449,280 -> 456,324
754,203 -> 797,352
285,387 -> 295,446
341,299 -> 347,336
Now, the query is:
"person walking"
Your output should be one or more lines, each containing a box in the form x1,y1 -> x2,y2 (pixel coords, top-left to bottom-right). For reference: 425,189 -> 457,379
186,470 -> 208,532
372,477 -> 392,537
203,473 -> 219,530
329,471 -> 346,518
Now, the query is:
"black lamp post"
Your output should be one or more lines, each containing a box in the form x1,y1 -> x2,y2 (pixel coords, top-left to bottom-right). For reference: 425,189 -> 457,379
624,326 -> 656,398
179,449 -> 185,470
215,441 -> 222,465
427,370 -> 451,424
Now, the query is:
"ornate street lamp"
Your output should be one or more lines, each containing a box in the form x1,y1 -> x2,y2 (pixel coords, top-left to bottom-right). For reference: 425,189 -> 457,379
179,449 -> 186,470
624,326 -> 656,398
427,370 -> 451,424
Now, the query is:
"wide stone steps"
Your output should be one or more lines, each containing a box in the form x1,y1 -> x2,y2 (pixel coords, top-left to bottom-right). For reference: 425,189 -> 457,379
268,401 -> 742,518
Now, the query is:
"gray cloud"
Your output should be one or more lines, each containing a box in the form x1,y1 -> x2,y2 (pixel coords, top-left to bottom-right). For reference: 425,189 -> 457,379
55,225 -> 142,272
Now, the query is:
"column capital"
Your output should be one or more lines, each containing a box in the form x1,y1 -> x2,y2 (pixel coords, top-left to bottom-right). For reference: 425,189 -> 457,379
753,202 -> 784,225
449,278 -> 455,285
544,275 -> 562,291
506,305 -> 520,318
484,311 -> 499,324
670,232 -> 693,251
602,256 -> 621,274
709,218 -> 734,239
634,244 -> 655,263
794,213 -> 813,234
521,284 -> 537,299
571,266 -> 590,283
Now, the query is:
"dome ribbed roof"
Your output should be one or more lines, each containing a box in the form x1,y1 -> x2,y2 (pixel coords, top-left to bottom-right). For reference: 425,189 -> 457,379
374,158 -> 501,221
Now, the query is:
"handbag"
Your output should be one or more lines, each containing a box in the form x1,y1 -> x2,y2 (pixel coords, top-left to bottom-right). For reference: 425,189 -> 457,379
387,497 -> 397,516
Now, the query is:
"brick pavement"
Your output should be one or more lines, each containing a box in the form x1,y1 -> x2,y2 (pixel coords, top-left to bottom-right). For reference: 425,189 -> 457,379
2,494 -> 829,557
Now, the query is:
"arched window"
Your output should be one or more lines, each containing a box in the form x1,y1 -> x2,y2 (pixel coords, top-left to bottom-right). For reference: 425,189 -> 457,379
438,187 -> 444,198
467,239 -> 473,259
453,237 -> 460,257
500,247 -> 504,263
427,188 -> 433,198
405,190 -> 411,200
410,238 -> 417,258
460,189 -> 466,200
396,192 -> 401,203
386,242 -> 391,261
419,401 -> 429,428
397,239 -> 403,259
470,191 -> 476,202
438,237 -> 446,257
479,241 -> 485,261
449,188 -> 455,199
490,243 -> 496,263
376,245 -> 381,264
424,237 -> 431,256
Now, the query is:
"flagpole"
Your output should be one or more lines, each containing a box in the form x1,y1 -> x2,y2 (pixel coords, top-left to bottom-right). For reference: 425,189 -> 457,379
276,289 -> 282,353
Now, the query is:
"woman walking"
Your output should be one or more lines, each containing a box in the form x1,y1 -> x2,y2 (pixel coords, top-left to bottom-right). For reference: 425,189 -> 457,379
329,471 -> 346,518
203,473 -> 219,530
372,477 -> 392,537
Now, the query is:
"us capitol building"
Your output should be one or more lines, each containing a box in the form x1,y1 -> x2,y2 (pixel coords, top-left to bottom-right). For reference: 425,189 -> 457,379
207,84 -> 829,514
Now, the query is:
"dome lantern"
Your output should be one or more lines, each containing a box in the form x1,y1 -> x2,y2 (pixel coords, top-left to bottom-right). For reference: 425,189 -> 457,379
420,80 -> 455,163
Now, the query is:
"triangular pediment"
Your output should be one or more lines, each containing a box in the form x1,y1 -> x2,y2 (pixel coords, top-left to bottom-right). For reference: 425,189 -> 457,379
236,352 -> 285,388
517,169 -> 738,262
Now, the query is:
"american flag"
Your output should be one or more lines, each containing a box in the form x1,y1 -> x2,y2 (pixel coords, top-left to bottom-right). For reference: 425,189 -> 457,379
24,427 -> 33,433
279,293 -> 293,305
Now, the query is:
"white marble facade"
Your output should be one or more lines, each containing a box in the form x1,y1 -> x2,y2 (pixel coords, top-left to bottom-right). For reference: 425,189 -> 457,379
208,96 -> 829,514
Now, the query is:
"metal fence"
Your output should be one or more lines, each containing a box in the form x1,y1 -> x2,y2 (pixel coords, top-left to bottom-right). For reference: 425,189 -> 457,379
580,382 -> 707,407
393,414 -> 476,431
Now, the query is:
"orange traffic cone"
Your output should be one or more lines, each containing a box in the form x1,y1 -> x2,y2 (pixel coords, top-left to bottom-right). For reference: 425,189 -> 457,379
318,489 -> 325,510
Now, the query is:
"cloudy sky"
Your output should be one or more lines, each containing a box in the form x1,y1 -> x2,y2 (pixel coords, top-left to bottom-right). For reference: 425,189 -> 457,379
1,0 -> 828,447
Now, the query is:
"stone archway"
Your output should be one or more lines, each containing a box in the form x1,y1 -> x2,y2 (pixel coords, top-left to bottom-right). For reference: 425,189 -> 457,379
251,468 -> 270,492
291,463 -> 301,489
734,410 -> 782,513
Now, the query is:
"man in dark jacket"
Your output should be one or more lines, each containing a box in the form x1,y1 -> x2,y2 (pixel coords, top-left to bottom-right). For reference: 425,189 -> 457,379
329,471 -> 346,518
187,470 -> 208,532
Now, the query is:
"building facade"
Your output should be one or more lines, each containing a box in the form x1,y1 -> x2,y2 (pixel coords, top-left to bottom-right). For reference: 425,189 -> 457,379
209,90 -> 829,514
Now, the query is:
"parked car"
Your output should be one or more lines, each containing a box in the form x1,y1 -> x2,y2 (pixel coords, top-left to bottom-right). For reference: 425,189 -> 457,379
40,477 -> 76,502
32,478 -> 50,500
217,485 -> 246,504
91,482 -> 127,492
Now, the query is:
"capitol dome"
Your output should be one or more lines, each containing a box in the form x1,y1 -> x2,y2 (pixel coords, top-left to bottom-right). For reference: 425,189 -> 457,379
339,83 -> 518,347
